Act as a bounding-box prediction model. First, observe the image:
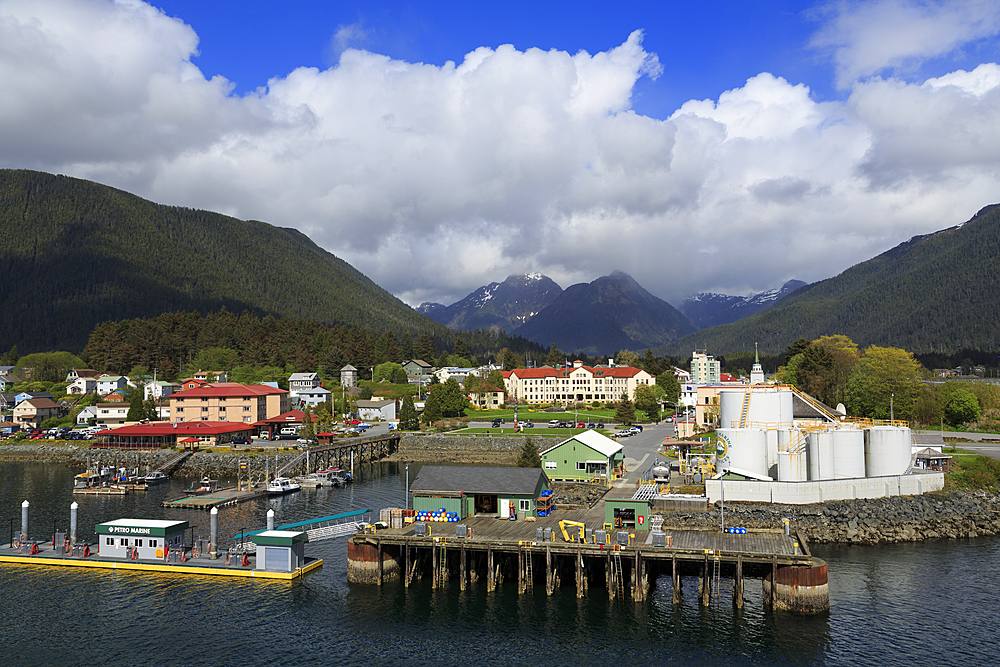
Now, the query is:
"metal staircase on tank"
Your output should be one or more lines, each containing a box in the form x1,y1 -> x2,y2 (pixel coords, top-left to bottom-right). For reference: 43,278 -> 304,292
739,385 -> 752,428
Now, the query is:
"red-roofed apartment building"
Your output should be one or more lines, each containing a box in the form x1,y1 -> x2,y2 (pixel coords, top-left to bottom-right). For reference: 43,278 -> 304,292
169,383 -> 290,423
504,361 -> 654,405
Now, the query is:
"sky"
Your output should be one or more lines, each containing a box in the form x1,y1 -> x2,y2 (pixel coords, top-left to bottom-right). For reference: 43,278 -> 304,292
3,0 -> 1000,309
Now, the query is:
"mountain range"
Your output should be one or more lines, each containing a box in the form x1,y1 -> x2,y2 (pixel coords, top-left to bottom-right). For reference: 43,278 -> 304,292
0,169 -> 448,354
679,280 -> 807,329
416,273 -> 562,332
666,204 -> 1000,356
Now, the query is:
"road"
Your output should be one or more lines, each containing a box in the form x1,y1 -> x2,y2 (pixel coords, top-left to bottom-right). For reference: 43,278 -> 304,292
616,422 -> 676,484
935,430 -> 1000,461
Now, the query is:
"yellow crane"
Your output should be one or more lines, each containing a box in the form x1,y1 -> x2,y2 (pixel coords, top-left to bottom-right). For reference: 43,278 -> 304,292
558,520 -> 586,543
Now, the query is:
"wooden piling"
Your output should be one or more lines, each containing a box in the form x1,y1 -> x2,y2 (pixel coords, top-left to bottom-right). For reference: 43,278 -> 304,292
404,538 -> 410,587
734,553 -> 744,608
545,545 -> 553,596
431,542 -> 438,589
460,543 -> 466,591
487,545 -> 494,593
576,548 -> 583,598
672,554 -> 682,604
700,552 -> 711,606
377,538 -> 383,586
770,554 -> 777,608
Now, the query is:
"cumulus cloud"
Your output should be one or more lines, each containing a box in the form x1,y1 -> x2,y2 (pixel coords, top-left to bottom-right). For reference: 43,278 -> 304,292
811,0 -> 1000,89
4,0 -> 1000,310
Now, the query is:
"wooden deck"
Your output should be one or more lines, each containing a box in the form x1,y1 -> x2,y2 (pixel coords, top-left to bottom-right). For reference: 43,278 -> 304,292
360,505 -> 809,566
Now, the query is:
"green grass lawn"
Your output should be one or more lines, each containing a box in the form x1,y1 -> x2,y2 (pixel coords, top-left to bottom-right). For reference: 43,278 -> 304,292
466,408 -> 621,423
456,427 -> 615,437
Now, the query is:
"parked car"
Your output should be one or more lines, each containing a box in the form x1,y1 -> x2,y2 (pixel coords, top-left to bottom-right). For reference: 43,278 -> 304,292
558,422 -> 569,428
548,420 -> 560,427
231,437 -> 250,445
596,422 -> 605,429
615,429 -> 632,438
492,419 -> 503,427
521,421 -> 533,428
586,422 -> 596,428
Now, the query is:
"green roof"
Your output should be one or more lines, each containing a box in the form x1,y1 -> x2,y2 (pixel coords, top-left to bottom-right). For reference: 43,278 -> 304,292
96,519 -> 189,537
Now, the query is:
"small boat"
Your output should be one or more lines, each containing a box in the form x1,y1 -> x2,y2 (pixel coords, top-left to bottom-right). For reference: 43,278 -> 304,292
295,471 -> 339,488
267,477 -> 301,495
188,477 -> 220,495
316,468 -> 352,484
144,471 -> 169,484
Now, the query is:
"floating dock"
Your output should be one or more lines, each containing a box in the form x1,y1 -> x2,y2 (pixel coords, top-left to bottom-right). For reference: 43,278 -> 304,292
161,487 -> 268,510
0,542 -> 322,580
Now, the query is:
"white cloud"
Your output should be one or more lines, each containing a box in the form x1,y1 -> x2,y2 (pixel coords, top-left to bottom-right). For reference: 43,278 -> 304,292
810,0 -> 1000,89
4,0 -> 1000,312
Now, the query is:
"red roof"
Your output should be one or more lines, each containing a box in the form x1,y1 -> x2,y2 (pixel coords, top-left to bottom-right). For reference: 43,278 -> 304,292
508,366 -> 644,380
96,421 -> 253,436
251,410 -> 305,426
179,437 -> 200,443
171,383 -> 287,399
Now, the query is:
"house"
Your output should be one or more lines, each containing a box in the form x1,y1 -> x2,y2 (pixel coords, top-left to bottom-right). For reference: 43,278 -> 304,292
95,421 -> 254,448
65,368 -> 99,383
67,377 -> 97,394
0,392 -> 16,413
288,372 -> 321,395
14,391 -> 54,405
340,365 -> 358,388
913,448 -> 953,472
192,370 -> 229,383
0,374 -> 19,392
144,380 -> 179,401
103,389 -> 128,403
434,367 -> 476,383
95,403 -> 129,427
539,430 -> 623,484
356,398 -> 398,422
409,465 -> 550,519
402,359 -> 433,379
178,378 -> 210,391
169,383 -> 290,424
76,405 -> 98,425
295,386 -> 331,408
469,386 -> 505,409
96,375 -> 128,395
13,397 -> 61,427
504,361 -> 654,405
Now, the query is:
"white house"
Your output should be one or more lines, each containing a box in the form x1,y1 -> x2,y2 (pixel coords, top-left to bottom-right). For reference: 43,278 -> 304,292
76,405 -> 97,425
356,399 -> 398,422
434,367 -> 476,383
296,386 -> 331,408
288,373 -> 321,396
68,377 -> 97,395
96,375 -> 128,396
144,381 -> 179,401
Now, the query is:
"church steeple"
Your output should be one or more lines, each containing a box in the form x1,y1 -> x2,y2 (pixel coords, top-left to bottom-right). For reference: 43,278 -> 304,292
750,342 -> 765,384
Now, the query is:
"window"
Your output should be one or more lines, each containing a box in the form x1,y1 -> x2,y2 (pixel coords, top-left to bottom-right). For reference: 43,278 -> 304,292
544,461 -> 557,469
136,539 -> 143,547
105,537 -> 113,546
121,538 -> 129,547
576,462 -> 586,470
519,500 -> 531,511
150,540 -> 157,548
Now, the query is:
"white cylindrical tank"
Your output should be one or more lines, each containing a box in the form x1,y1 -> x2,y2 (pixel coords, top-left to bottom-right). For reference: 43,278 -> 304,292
764,429 -> 779,476
807,430 -> 836,481
719,387 -> 796,428
865,426 -> 912,477
778,450 -> 807,481
833,428 -> 865,479
717,428 -> 768,477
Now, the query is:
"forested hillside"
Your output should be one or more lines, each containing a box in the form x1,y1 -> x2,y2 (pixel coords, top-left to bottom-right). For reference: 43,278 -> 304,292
81,310 -> 544,376
666,204 -> 1000,356
0,169 -> 448,353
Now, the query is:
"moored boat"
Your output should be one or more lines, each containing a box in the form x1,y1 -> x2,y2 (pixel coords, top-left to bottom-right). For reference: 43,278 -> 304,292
144,471 -> 169,484
267,477 -> 301,495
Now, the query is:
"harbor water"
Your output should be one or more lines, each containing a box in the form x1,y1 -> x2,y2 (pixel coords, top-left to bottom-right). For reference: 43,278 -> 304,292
0,460 -> 997,666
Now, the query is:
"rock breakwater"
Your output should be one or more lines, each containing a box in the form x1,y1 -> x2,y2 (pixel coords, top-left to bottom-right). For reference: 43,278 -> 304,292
662,490 -> 1000,545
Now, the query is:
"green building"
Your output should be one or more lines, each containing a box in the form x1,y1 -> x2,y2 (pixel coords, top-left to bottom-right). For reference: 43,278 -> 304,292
602,487 -> 653,531
539,430 -> 623,484
410,466 -> 549,519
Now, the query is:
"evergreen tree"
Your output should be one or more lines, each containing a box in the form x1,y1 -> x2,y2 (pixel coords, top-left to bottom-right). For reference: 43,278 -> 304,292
399,393 -> 420,430
453,338 -> 470,358
615,391 -> 636,424
421,390 -> 443,424
545,344 -> 564,367
400,333 -> 413,360
656,368 -> 681,405
143,396 -> 159,421
125,389 -> 144,422
516,438 -> 541,468
643,348 -> 660,375
300,410 -> 316,440
415,334 -> 436,362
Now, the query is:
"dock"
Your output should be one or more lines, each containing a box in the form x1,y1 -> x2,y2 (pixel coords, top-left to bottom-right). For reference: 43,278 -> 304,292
348,502 -> 828,612
0,541 -> 322,580
73,486 -> 128,496
161,486 -> 269,510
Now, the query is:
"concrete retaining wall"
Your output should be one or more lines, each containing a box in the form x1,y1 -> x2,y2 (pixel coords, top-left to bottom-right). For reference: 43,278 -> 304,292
706,471 -> 944,504
391,434 -> 535,464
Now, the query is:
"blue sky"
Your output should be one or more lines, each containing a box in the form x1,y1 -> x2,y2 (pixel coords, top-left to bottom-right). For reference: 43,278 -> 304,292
3,0 -> 1000,308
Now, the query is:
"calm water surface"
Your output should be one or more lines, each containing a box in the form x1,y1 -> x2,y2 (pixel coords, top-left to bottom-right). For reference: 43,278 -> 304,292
0,461 -> 996,666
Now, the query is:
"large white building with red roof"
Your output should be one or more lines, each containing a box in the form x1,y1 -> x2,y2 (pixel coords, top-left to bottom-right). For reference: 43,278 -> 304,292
503,361 -> 654,405
168,383 -> 290,423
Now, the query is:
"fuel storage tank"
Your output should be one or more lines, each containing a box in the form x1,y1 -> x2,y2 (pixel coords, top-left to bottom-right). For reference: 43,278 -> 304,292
807,430 -> 836,481
864,426 -> 912,477
716,428 -> 768,477
778,450 -> 808,481
719,387 -> 795,428
832,428 -> 865,479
